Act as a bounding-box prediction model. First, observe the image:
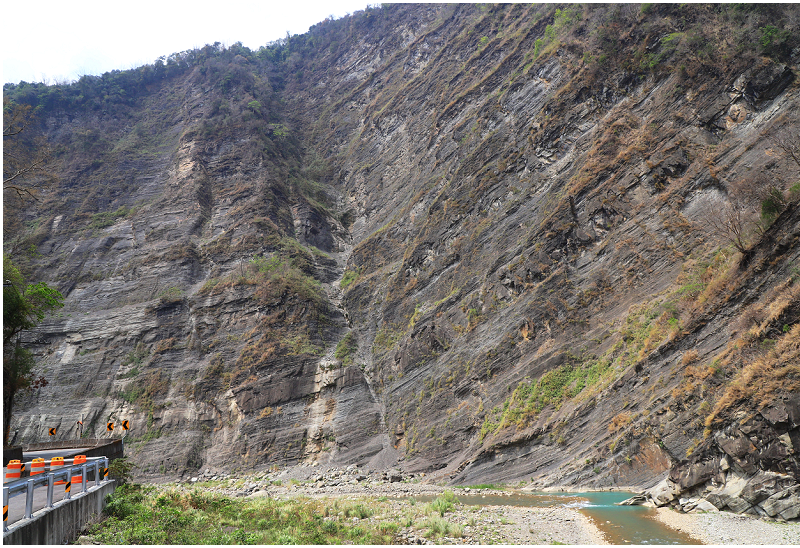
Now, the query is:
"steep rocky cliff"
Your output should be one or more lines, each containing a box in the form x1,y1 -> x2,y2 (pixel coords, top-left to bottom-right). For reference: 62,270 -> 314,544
5,3 -> 800,518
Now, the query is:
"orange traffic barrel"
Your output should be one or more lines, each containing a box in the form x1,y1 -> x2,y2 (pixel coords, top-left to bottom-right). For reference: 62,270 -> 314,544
71,455 -> 87,484
5,460 -> 22,481
30,458 -> 46,475
52,457 -> 66,484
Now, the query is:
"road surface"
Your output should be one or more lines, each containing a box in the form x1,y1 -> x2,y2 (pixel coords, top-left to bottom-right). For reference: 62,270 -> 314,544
3,450 -> 102,528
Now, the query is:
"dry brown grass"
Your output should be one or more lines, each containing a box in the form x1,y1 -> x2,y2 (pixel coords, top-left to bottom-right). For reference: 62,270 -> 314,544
671,361 -> 717,402
567,112 -> 641,197
705,323 -> 800,428
154,337 -> 176,354
749,280 -> 800,339
681,349 -> 699,366
675,249 -> 737,321
608,412 -> 632,432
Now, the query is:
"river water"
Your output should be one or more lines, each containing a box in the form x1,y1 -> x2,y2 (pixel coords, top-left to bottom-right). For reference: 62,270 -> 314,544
408,491 -> 699,545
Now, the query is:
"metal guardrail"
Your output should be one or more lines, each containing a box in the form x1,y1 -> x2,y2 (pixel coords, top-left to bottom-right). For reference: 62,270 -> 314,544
3,457 -> 110,533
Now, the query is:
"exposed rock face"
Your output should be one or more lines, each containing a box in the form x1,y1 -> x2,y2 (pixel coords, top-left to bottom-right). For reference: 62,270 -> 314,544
5,3 -> 800,516
640,394 -> 800,519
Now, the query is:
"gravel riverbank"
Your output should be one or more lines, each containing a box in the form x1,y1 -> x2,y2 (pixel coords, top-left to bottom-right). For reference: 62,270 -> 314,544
142,467 -> 607,544
654,507 -> 800,545
138,465 -> 799,545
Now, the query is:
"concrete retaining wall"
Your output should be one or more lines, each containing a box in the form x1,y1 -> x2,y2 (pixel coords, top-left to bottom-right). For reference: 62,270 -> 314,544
24,439 -> 124,461
3,481 -> 116,545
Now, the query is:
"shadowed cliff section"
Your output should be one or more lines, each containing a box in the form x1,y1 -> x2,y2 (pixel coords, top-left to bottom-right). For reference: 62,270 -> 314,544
4,4 -> 800,515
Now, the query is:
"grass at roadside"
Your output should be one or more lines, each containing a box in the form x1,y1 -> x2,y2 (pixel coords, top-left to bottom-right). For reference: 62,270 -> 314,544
86,485 -> 470,544
89,484 -> 398,544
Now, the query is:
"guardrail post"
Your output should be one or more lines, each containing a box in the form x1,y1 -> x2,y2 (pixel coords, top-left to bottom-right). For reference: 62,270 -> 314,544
3,486 -> 9,532
47,473 -> 55,509
24,479 -> 34,519
2,454 -> 111,531
64,472 -> 72,501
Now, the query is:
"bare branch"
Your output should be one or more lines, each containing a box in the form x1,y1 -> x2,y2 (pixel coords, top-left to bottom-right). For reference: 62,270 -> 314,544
769,130 -> 800,170
695,179 -> 765,254
3,100 -> 31,137
2,98 -> 56,204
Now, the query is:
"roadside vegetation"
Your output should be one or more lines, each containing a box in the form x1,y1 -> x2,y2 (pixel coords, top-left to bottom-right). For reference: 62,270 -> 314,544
90,484 -> 397,544
86,486 -> 468,544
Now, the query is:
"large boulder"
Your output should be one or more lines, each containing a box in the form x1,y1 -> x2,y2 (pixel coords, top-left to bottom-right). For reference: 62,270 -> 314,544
618,493 -> 648,506
669,457 -> 721,491
690,500 -> 719,513
704,471 -> 751,511
647,477 -> 681,506
740,472 -> 796,506
761,485 -> 800,521
733,62 -> 795,106
703,470 -> 798,519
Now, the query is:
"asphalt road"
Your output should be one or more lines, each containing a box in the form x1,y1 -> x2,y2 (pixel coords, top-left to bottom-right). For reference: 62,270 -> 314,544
22,448 -> 93,460
4,481 -> 72,525
3,450 -> 102,528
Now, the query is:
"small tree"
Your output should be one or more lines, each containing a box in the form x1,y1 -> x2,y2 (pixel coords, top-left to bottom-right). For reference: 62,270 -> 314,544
696,182 -> 759,254
3,255 -> 64,345
3,255 -> 63,445
108,457 -> 136,485
770,129 -> 800,170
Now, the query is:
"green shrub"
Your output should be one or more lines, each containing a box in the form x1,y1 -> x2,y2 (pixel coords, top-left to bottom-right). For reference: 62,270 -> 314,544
334,332 -> 358,366
89,206 -> 131,230
122,342 -> 148,367
426,490 -> 459,517
157,286 -> 184,303
423,515 -> 464,538
340,268 -> 360,289
759,25 -> 791,58
248,252 -> 324,306
480,355 -> 612,441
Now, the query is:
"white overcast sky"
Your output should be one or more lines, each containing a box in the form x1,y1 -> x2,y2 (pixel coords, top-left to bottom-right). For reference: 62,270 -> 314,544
2,0 -> 374,85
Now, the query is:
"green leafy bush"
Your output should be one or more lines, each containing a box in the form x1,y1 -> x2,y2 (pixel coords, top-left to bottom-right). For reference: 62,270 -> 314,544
334,332 -> 358,366
760,186 -> 788,228
480,356 -> 612,440
340,268 -> 360,289
425,490 -> 459,517
108,457 -> 136,485
759,25 -> 791,58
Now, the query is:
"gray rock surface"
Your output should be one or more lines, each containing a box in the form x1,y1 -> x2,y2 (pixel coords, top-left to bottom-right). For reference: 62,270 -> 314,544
7,5 -> 800,518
